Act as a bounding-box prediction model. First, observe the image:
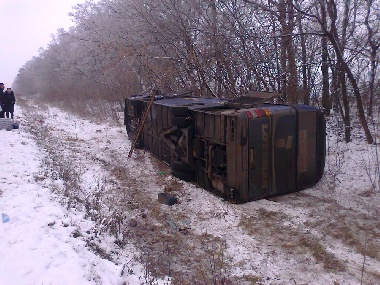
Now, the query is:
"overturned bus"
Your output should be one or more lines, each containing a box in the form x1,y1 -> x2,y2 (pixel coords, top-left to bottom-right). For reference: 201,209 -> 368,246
124,91 -> 325,203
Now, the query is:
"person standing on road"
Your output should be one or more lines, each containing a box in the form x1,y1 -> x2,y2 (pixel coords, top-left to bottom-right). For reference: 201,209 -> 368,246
3,87 -> 16,119
0,83 -> 4,118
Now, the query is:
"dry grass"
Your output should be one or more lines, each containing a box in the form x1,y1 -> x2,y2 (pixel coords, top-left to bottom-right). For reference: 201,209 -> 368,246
299,236 -> 346,271
239,275 -> 264,285
239,208 -> 347,273
304,205 -> 380,262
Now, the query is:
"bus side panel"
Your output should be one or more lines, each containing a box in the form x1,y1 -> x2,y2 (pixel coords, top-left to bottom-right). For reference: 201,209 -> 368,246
248,117 -> 272,200
214,115 -> 222,142
124,98 -> 129,127
155,104 -> 163,136
272,112 -> 297,195
294,106 -> 325,189
296,109 -> 317,189
237,114 -> 249,202
226,117 -> 241,199
195,113 -> 205,137
316,111 -> 326,182
203,113 -> 212,139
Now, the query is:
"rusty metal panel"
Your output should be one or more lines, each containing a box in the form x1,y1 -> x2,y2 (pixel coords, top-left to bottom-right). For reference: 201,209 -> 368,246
235,120 -> 243,188
204,113 -> 214,139
296,106 -> 317,189
195,113 -> 204,136
215,114 -> 223,142
147,133 -> 153,154
264,105 -> 298,196
237,113 -> 249,201
248,117 -> 272,200
214,115 -> 220,141
143,132 -> 149,150
226,114 -> 251,201
220,115 -> 226,143
272,111 -> 297,195
151,103 -> 156,124
162,105 -> 169,128
145,102 -> 150,123
316,111 -> 326,181
226,116 -> 238,189
204,113 -> 210,138
155,105 -> 163,134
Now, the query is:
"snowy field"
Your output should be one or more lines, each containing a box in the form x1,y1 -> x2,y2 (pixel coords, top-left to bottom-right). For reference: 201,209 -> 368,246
0,100 -> 379,285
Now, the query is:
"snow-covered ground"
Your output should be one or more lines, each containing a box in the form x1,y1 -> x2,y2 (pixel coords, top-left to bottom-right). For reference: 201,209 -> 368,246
0,105 -> 170,285
0,101 -> 379,285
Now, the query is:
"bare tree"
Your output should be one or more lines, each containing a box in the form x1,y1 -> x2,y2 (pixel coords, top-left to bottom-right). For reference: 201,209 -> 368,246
320,0 -> 330,114
13,0 -> 377,145
295,0 -> 374,143
364,0 -> 380,117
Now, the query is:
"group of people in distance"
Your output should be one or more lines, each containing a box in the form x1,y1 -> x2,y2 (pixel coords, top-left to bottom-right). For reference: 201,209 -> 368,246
0,83 -> 16,119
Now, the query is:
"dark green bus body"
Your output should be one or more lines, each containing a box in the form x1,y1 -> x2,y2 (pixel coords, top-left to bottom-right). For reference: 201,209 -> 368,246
124,93 -> 325,203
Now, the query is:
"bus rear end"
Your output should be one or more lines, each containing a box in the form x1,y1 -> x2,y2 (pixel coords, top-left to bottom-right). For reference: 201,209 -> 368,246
244,105 -> 325,202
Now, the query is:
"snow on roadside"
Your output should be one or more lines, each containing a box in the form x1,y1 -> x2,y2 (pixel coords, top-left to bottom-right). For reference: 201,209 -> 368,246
1,101 -> 379,285
0,108 -> 121,284
32,105 -> 380,284
0,106 -> 169,285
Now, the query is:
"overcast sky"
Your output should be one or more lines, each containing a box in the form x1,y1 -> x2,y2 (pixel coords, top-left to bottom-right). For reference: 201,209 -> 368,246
0,0 -> 88,88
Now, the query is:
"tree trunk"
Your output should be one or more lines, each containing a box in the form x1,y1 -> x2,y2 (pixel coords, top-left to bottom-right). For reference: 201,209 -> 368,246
324,0 -> 373,144
326,30 -> 374,144
365,0 -> 379,117
296,8 -> 309,105
286,0 -> 298,103
368,49 -> 377,117
278,0 -> 288,101
338,64 -> 351,143
343,61 -> 374,144
320,0 -> 330,114
325,0 -> 373,144
331,66 -> 344,119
